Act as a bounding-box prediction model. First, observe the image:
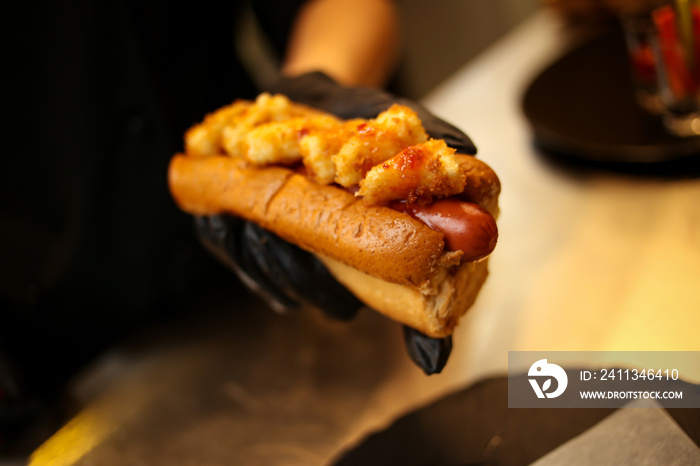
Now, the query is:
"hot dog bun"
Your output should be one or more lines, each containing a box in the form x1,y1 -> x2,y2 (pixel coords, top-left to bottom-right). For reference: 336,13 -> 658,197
168,152 -> 499,338
317,255 -> 489,338
169,154 -> 448,289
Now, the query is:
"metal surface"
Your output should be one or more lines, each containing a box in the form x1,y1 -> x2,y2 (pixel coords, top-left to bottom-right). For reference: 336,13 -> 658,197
30,295 -> 473,465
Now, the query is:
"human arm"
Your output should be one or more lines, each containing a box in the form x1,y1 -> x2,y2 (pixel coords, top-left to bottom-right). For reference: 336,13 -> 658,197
281,0 -> 400,87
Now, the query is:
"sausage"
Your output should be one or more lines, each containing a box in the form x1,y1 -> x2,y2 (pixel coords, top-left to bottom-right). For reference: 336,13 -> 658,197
391,199 -> 498,261
406,200 -> 498,261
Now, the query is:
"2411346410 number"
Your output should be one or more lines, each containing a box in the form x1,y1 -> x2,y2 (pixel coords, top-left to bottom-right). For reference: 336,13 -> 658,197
599,368 -> 680,381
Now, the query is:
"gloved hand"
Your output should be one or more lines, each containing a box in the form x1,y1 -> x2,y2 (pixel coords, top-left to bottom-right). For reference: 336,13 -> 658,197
195,215 -> 361,321
267,71 -> 477,155
195,72 -> 477,375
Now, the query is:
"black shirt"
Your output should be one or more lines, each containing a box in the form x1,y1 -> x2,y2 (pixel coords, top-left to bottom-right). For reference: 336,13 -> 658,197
2,0 -> 305,398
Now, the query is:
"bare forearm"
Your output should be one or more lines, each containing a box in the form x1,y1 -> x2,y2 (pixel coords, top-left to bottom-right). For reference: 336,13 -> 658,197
281,0 -> 400,87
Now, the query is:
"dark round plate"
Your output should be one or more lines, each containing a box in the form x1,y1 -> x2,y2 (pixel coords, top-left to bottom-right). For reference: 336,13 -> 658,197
522,26 -> 700,167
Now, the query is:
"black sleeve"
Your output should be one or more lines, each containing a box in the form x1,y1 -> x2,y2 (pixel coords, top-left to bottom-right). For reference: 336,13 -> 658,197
250,0 -> 311,59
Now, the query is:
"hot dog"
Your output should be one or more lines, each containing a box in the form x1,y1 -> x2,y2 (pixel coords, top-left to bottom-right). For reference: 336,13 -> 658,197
168,93 -> 500,338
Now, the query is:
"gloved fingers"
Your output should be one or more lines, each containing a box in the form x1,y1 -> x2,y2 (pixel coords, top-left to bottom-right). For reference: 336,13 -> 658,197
267,71 -> 394,120
402,325 -> 453,375
194,215 -> 299,314
267,71 -> 477,154
241,222 -> 362,320
395,97 -> 477,155
195,216 -> 362,320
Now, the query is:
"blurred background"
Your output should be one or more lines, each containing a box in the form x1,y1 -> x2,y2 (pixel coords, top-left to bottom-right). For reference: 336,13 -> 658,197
386,0 -> 540,98
235,0 -> 540,98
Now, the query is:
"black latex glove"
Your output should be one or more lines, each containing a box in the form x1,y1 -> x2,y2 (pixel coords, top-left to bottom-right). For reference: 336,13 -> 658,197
196,215 -> 360,321
267,71 -> 477,155
196,72 -> 477,375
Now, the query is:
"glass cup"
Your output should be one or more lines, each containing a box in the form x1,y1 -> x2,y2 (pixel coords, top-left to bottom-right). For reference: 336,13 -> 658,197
622,0 -> 700,137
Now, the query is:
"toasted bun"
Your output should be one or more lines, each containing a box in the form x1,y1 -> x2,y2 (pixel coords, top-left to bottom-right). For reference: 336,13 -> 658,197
317,254 -> 489,338
168,154 -> 449,290
168,152 -> 499,337
456,155 -> 501,218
